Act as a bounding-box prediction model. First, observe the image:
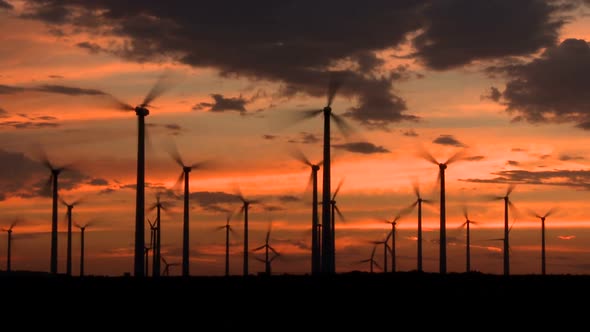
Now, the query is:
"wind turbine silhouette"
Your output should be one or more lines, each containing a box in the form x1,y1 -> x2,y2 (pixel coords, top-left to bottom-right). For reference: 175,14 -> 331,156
167,143 -> 209,277
2,219 -> 19,272
491,184 -> 516,276
407,182 -> 432,272
74,221 -> 93,277
385,213 -> 405,273
61,197 -> 83,276
291,148 -> 322,275
217,213 -> 235,277
145,218 -> 157,277
39,150 -> 70,274
289,73 -> 352,274
359,245 -> 381,273
253,223 -> 279,276
235,188 -> 262,276
110,73 -> 176,277
531,208 -> 557,275
460,207 -> 479,273
420,149 -> 466,274
330,178 -> 345,271
371,233 -> 392,273
161,256 -> 179,276
148,193 -> 172,277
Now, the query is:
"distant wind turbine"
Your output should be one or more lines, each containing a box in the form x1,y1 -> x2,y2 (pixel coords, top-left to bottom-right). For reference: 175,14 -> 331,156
420,149 -> 467,274
359,245 -> 381,273
460,207 -> 479,273
148,193 -> 172,278
531,208 -> 557,275
161,256 -> 179,276
109,73 -> 177,277
407,182 -> 432,272
385,213 -> 405,273
167,143 -> 209,277
75,221 -> 93,277
217,213 -> 234,277
330,179 -> 346,271
253,223 -> 279,276
491,184 -> 517,276
290,148 -> 322,275
61,197 -> 83,276
2,219 -> 19,272
371,232 -> 392,274
235,188 -> 262,277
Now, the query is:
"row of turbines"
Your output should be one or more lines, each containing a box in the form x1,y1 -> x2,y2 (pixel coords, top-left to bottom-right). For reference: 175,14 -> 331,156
4,73 -> 562,277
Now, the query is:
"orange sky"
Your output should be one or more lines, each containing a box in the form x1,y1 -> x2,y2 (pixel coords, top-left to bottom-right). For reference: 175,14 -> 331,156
1,1 -> 590,276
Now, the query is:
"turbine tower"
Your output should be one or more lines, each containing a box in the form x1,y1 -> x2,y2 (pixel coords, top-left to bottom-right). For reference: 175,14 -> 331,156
110,73 -> 176,277
420,149 -> 466,274
235,188 -> 260,277
148,193 -> 171,277
532,208 -> 556,275
2,219 -> 18,272
168,143 -> 208,277
359,245 -> 381,273
461,207 -> 478,273
61,197 -> 83,276
408,182 -> 431,272
253,223 -> 279,276
217,213 -> 234,277
290,149 -> 322,275
492,185 -> 516,276
75,222 -> 93,277
330,179 -> 345,271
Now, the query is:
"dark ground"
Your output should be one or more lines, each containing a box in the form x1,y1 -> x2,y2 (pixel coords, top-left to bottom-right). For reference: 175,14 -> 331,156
1,271 -> 586,326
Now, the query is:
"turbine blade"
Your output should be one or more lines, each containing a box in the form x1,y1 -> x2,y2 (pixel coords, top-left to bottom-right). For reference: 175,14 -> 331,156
107,95 -> 135,112
335,205 -> 345,222
445,149 -> 468,165
253,245 -> 265,251
327,72 -> 343,107
165,141 -> 185,168
289,147 -> 312,166
173,171 -> 185,191
373,261 -> 383,271
544,207 -> 557,219
330,113 -> 353,137
418,149 -> 438,165
141,71 -> 176,108
506,184 -> 516,197
332,178 -> 345,200
463,206 -> 469,221
412,181 -> 421,199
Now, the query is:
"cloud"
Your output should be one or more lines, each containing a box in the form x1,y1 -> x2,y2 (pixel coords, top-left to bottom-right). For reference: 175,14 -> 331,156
432,134 -> 464,147
512,147 -> 528,152
88,178 -> 109,186
0,121 -> 60,129
276,195 -> 301,203
460,169 -> 590,189
332,142 -> 390,154
77,41 -> 103,54
189,191 -> 242,213
288,132 -> 320,145
0,0 -> 12,10
0,84 -> 25,94
559,154 -> 585,161
402,129 -> 418,137
262,134 -> 277,140
146,123 -> 183,135
0,107 -> 8,118
466,155 -> 485,161
33,84 -> 107,96
48,75 -> 64,79
413,0 -> 565,70
506,160 -> 520,166
558,235 -> 576,240
482,87 -> 502,102
193,94 -> 248,113
487,39 -> 590,129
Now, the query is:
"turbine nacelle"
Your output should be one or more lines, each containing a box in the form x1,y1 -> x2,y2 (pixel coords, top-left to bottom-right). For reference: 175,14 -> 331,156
183,166 -> 192,173
439,163 -> 447,170
135,106 -> 150,117
312,164 -> 320,171
323,106 -> 331,114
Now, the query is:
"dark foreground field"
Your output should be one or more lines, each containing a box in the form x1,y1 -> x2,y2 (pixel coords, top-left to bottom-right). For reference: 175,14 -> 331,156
1,271 -> 587,325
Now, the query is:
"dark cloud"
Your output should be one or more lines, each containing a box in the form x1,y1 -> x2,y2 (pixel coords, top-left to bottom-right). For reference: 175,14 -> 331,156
466,155 -> 485,161
0,149 -> 89,200
48,75 -> 64,79
506,160 -> 520,166
0,107 -> 8,118
432,135 -> 464,147
560,154 -> 584,161
333,141 -> 390,154
488,39 -> 590,129
77,41 -> 103,54
402,129 -> 418,137
276,195 -> 301,203
482,86 -> 502,102
98,188 -> 117,195
512,147 -> 528,152
461,169 -> 590,189
189,191 -> 242,213
263,205 -> 284,212
0,121 -> 60,129
288,132 -> 320,145
33,84 -> 107,96
0,0 -> 13,10
193,94 -> 248,114
262,134 -> 277,140
88,178 -> 109,186
146,123 -> 183,135
0,84 -> 25,94
413,0 -> 565,70
35,115 -> 57,121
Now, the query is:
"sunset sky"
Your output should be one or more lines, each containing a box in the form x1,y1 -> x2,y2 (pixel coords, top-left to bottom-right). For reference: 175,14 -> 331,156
1,0 -> 590,276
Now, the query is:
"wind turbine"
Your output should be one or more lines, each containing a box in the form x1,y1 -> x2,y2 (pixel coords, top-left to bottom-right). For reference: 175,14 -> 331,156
148,193 -> 172,277
61,197 -> 83,276
385,214 -> 404,273
359,245 -> 381,273
531,208 -> 557,275
289,73 -> 352,274
290,149 -> 322,275
407,182 -> 432,272
330,178 -> 346,271
75,221 -> 93,277
460,207 -> 479,273
161,256 -> 179,276
371,232 -> 392,274
216,213 -> 234,277
491,185 -> 516,276
420,149 -> 466,274
235,188 -> 261,277
110,73 -> 176,277
167,144 -> 209,277
39,150 -> 69,274
253,223 -> 279,276
2,219 -> 19,272
145,218 -> 157,277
